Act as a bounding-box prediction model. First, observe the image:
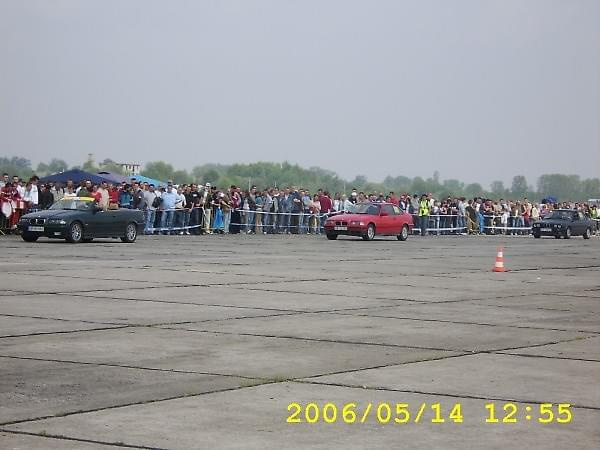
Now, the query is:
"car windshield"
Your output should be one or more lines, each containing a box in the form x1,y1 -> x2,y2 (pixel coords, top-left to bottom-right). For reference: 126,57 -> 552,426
49,198 -> 95,211
544,210 -> 573,220
351,203 -> 380,215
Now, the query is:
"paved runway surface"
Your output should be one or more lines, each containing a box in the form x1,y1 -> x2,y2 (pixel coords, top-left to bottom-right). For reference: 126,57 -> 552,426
1,233 -> 599,449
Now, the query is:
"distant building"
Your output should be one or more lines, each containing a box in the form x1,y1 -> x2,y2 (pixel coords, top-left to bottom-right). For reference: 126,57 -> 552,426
119,163 -> 141,176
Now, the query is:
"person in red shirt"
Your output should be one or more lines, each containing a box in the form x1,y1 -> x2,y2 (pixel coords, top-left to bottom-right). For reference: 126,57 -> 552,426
318,191 -> 332,234
108,183 -> 119,207
1,180 -> 21,230
90,184 -> 102,203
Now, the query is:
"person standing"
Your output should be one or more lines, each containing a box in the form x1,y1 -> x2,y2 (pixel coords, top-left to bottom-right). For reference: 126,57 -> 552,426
174,186 -> 186,234
289,187 -> 302,234
143,185 -> 158,234
96,181 -> 110,210
318,191 -> 332,234
418,194 -> 430,236
38,184 -> 54,209
229,186 -> 241,234
132,183 -> 146,210
279,188 -> 292,233
202,183 -> 212,234
160,184 -> 178,235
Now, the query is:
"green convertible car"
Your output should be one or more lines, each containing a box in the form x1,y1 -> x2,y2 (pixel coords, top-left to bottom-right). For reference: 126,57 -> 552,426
18,197 -> 144,243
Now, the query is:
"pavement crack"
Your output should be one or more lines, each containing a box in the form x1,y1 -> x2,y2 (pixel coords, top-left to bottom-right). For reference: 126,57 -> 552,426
0,429 -> 164,449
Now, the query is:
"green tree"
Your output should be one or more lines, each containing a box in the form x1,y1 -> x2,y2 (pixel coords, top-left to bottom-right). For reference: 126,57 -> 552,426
510,175 -> 528,198
464,183 -> 485,198
0,156 -> 33,179
141,161 -> 175,181
537,174 -> 582,201
442,179 -> 464,196
82,154 -> 99,173
411,176 -> 428,195
172,170 -> 193,184
490,180 -> 505,197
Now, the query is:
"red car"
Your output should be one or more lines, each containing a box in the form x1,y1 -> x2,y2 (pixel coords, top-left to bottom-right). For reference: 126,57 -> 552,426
323,202 -> 414,241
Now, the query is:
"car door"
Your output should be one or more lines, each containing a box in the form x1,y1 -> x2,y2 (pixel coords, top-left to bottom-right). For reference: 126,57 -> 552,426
573,212 -> 586,234
379,205 -> 396,235
110,210 -> 129,236
86,208 -> 115,237
390,205 -> 404,234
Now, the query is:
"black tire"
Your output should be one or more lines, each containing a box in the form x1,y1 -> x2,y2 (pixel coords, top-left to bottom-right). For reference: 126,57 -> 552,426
326,233 -> 338,240
362,223 -> 376,241
21,232 -> 39,242
554,234 -> 561,239
533,231 -> 541,239
66,221 -> 83,243
397,224 -> 409,241
583,228 -> 591,239
564,227 -> 571,239
121,222 -> 138,243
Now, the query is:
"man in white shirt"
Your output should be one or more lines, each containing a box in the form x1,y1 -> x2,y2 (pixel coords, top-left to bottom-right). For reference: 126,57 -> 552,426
96,181 -> 110,210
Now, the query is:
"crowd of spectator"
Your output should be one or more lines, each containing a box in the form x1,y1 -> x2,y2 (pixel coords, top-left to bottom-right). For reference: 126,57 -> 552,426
1,172 -> 599,236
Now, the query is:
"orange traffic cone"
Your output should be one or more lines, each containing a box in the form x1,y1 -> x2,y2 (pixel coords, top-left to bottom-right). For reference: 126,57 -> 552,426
492,247 -> 505,272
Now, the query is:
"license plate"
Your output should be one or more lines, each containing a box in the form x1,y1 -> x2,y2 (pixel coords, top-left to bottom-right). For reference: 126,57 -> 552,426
334,226 -> 347,231
541,228 -> 552,232
28,226 -> 44,232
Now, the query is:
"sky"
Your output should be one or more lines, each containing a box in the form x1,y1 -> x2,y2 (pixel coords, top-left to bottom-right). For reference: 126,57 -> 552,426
1,0 -> 598,187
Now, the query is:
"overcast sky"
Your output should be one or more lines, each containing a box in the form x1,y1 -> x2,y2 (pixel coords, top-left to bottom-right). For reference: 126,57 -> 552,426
1,0 -> 598,187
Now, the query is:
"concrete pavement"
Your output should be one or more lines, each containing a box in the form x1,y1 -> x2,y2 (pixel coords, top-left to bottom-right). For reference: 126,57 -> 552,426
0,233 -> 599,449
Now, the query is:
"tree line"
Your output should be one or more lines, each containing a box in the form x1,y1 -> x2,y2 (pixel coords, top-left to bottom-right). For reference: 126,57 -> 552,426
1,155 -> 599,202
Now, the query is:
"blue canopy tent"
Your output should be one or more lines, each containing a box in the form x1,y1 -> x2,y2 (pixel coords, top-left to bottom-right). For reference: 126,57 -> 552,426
39,169 -> 116,185
97,171 -> 130,184
128,174 -> 168,187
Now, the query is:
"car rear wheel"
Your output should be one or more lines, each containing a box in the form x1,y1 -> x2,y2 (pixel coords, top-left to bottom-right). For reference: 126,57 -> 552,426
583,228 -> 591,239
66,221 -> 83,243
397,224 -> 409,241
21,232 -> 39,242
326,233 -> 338,240
362,223 -> 375,241
564,227 -> 571,239
121,222 -> 137,243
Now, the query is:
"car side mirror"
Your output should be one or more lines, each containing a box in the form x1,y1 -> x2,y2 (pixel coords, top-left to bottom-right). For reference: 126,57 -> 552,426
380,211 -> 389,217
92,206 -> 102,213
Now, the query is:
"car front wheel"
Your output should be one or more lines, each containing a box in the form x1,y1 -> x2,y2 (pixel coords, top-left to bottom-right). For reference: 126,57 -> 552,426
326,233 -> 338,240
66,221 -> 83,243
583,228 -> 591,239
397,224 -> 409,241
533,231 -> 541,238
21,232 -> 39,242
362,223 -> 376,241
121,222 -> 138,243
564,227 -> 571,239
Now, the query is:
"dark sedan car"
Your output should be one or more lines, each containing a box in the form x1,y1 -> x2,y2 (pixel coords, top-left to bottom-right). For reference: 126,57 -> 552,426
532,209 -> 594,239
18,197 -> 144,243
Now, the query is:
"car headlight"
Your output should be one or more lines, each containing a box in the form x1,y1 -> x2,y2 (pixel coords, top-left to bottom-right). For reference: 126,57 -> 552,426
350,221 -> 365,226
47,219 -> 67,225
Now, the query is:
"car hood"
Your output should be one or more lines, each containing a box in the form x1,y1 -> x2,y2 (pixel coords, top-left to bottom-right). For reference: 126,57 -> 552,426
537,219 -> 569,226
21,209 -> 84,220
327,213 -> 376,222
